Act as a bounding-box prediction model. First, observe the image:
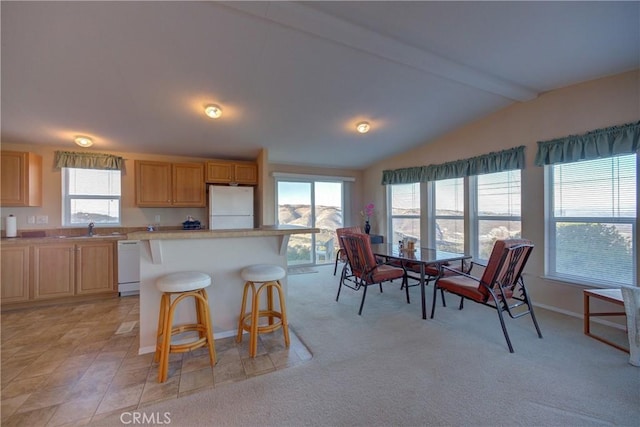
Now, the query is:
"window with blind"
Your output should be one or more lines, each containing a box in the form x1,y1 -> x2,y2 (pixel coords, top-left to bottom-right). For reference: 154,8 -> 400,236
474,170 -> 522,261
434,178 -> 464,253
62,168 -> 121,226
388,183 -> 421,246
548,154 -> 636,286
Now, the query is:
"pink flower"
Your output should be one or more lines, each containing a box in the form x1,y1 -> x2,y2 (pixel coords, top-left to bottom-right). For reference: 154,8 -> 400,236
361,203 -> 375,221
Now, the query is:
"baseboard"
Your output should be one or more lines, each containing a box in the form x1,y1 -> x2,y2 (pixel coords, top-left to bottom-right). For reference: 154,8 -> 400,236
533,302 -> 625,331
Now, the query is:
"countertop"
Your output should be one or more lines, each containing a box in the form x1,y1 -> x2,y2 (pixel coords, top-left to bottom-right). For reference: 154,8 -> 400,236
1,233 -> 127,244
127,225 -> 320,241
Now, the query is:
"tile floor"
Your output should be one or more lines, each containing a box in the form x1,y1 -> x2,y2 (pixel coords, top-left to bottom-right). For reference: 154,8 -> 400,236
1,296 -> 312,426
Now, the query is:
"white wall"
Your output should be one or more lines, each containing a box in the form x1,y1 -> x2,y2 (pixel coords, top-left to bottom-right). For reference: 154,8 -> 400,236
362,70 -> 640,317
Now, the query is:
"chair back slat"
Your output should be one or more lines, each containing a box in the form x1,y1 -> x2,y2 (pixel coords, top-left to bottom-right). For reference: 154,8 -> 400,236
336,226 -> 364,261
479,239 -> 533,300
340,234 -> 377,280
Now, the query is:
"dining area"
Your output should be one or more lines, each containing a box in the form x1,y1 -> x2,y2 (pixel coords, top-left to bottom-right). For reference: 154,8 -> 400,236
333,227 -> 543,353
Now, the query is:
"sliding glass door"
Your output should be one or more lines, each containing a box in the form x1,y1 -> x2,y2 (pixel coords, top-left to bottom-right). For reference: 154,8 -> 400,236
276,179 -> 343,266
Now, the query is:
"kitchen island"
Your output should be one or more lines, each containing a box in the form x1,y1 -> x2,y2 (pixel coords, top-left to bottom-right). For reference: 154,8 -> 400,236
127,225 -> 319,354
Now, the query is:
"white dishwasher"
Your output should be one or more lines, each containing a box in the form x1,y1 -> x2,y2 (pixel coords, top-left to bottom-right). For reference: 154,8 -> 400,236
118,240 -> 140,296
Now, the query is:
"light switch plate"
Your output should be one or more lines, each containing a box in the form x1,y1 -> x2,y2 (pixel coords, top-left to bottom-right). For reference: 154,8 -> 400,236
36,215 -> 48,224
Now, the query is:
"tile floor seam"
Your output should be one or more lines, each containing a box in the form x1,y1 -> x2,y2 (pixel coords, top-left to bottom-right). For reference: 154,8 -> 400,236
1,296 -> 312,426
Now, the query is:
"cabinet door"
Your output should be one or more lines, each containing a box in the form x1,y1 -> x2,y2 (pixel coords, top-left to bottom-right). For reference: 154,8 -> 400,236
76,242 -> 115,295
33,244 -> 75,299
234,163 -> 258,185
1,245 -> 30,303
135,161 -> 172,207
172,163 -> 205,206
206,162 -> 233,183
1,151 -> 42,207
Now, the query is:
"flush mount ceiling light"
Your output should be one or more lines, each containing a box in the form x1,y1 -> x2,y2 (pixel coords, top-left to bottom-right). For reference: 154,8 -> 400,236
356,121 -> 370,134
205,104 -> 223,119
74,136 -> 93,147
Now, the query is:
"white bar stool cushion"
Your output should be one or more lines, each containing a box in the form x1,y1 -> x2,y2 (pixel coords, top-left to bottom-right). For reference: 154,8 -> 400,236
241,264 -> 286,283
156,271 -> 211,293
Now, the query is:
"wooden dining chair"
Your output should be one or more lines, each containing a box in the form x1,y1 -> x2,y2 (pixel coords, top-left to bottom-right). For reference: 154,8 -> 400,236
430,239 -> 542,353
338,233 -> 407,315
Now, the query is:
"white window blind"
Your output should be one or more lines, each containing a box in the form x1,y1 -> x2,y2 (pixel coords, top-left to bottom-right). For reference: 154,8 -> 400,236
434,178 -> 464,253
63,168 -> 121,226
548,154 -> 636,286
389,183 -> 420,246
475,170 -> 522,261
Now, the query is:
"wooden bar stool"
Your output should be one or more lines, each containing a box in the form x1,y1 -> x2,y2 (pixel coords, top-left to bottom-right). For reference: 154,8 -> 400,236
154,271 -> 216,383
236,264 -> 290,357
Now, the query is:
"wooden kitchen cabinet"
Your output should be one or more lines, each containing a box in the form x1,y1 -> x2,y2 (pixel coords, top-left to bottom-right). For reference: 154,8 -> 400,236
206,160 -> 258,185
33,243 -> 75,300
135,160 -> 205,207
76,241 -> 115,295
1,245 -> 30,303
1,151 -> 42,206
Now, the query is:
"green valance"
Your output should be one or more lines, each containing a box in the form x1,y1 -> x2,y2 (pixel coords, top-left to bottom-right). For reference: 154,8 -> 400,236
534,121 -> 640,166
381,146 -> 525,185
55,151 -> 123,170
381,166 -> 423,185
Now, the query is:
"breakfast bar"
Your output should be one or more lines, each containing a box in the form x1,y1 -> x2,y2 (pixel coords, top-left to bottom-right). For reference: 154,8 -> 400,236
128,225 -> 319,354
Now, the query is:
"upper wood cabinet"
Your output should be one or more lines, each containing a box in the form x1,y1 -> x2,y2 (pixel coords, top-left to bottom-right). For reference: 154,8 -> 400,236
206,160 -> 258,185
135,160 -> 205,207
1,151 -> 42,207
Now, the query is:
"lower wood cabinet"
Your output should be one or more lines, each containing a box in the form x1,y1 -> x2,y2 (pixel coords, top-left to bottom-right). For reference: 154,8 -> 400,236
76,241 -> 114,295
1,240 -> 116,305
1,245 -> 30,303
33,243 -> 75,299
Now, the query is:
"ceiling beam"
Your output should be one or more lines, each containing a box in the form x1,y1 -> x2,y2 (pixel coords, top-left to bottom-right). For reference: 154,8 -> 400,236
222,1 -> 539,102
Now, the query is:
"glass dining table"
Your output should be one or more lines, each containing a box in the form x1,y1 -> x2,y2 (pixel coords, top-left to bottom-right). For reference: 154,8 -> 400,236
371,244 -> 472,319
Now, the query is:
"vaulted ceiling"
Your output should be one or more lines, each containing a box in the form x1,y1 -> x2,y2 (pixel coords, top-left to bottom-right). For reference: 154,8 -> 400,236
2,1 -> 638,169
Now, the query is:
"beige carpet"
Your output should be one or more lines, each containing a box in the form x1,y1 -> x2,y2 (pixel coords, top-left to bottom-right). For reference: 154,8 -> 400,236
288,266 -> 319,275
94,265 -> 639,426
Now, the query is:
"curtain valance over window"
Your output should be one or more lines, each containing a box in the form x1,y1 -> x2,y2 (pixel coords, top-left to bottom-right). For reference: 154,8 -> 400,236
534,121 -> 640,166
381,145 -> 525,185
380,166 -> 423,185
54,151 -> 123,170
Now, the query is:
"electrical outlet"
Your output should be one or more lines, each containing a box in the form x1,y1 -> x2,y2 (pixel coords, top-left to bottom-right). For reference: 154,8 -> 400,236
27,215 -> 36,224
154,215 -> 161,223
36,215 -> 48,224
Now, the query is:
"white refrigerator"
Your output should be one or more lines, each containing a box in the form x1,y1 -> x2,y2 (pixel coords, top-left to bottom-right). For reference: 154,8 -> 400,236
209,185 -> 254,229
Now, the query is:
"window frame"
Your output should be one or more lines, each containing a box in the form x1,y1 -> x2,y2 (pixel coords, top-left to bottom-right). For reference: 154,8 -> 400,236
470,170 -> 522,263
387,183 -> 421,247
62,167 -> 122,227
544,154 -> 637,287
430,177 -> 466,253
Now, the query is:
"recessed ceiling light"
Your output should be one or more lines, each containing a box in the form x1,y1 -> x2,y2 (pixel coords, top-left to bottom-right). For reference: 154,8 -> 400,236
205,104 -> 223,119
74,136 -> 93,147
356,121 -> 370,134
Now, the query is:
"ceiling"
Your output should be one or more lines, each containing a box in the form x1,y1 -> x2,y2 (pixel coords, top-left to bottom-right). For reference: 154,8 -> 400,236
2,1 -> 638,169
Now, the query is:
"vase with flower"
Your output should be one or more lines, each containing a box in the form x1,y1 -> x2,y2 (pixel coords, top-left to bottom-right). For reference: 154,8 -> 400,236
361,202 -> 375,234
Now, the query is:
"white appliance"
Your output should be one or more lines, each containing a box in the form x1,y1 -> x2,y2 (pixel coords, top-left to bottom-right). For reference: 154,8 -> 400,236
209,185 -> 254,229
118,240 -> 140,296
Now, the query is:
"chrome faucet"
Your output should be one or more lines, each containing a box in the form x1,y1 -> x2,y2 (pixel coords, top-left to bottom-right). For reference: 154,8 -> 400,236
88,222 -> 95,236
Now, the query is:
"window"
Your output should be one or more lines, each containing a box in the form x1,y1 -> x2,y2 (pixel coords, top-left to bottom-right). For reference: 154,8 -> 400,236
547,154 -> 636,286
275,178 -> 344,266
62,168 -> 121,226
434,178 -> 464,253
388,183 -> 421,246
473,170 -> 521,261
